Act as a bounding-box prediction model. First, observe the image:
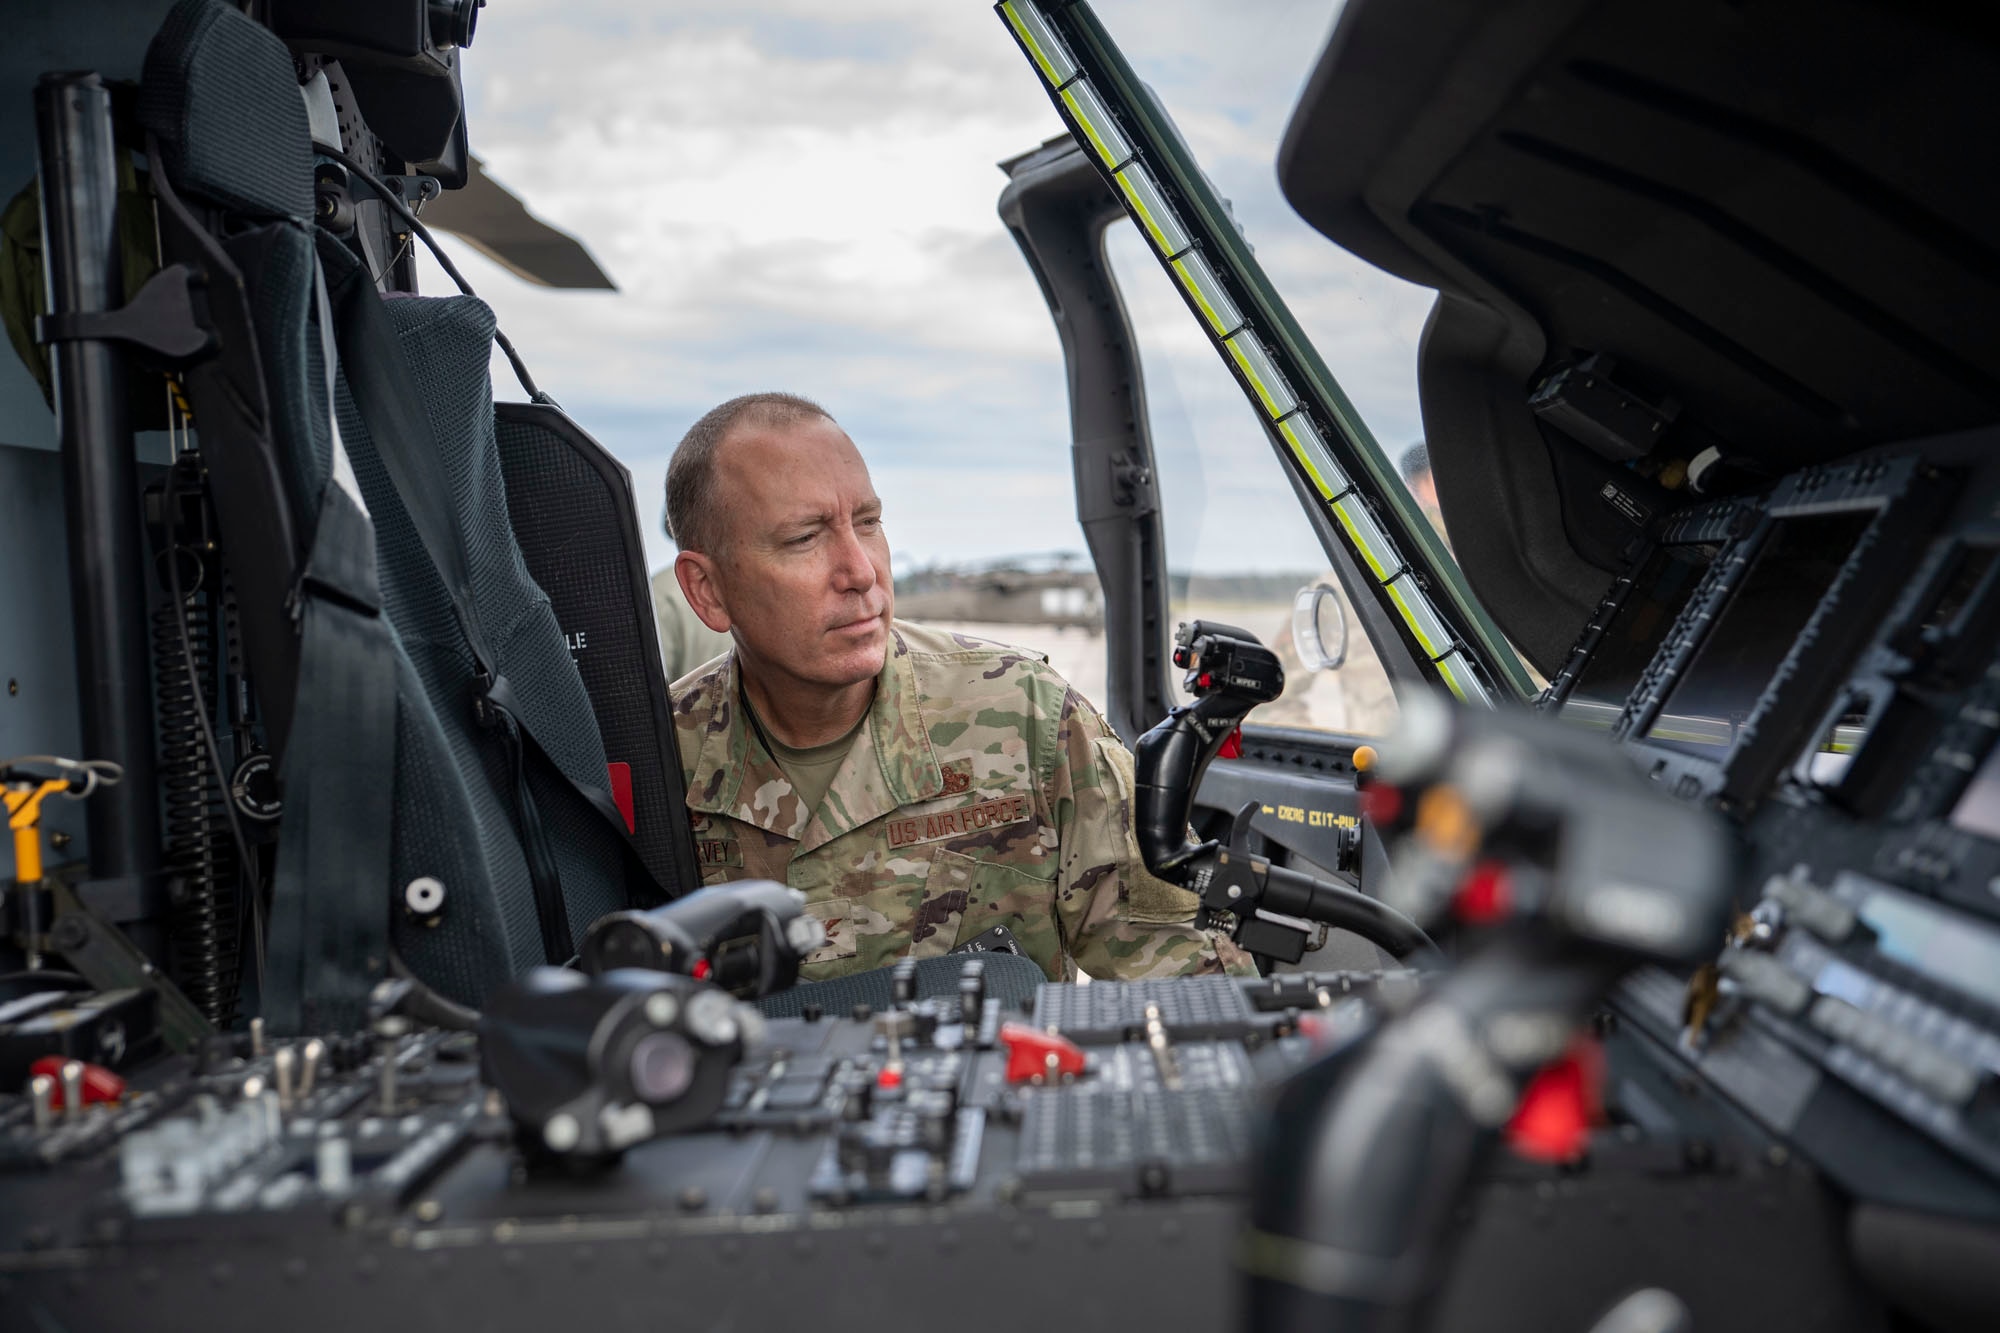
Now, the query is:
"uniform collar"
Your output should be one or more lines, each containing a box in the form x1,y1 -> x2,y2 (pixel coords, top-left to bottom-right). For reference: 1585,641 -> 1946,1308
683,623 -> 944,851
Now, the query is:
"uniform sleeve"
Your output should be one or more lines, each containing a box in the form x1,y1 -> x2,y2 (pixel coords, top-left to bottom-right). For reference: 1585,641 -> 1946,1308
1046,686 -> 1255,979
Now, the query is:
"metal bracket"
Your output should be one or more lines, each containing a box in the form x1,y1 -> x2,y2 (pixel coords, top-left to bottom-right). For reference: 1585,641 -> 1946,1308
47,879 -> 214,1053
1110,451 -> 1155,514
952,924 -> 1027,956
375,174 -> 442,210
1189,801 -> 1314,965
34,261 -> 219,367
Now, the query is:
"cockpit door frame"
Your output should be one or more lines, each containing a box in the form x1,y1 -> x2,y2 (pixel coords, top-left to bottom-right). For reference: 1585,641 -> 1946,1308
995,0 -> 1535,707
998,138 -> 1173,744
999,136 -> 1431,740
998,143 -> 1401,966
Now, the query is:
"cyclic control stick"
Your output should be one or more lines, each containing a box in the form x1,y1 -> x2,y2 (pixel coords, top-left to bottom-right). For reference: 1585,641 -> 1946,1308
1245,693 -> 1736,1333
1133,622 -> 1435,964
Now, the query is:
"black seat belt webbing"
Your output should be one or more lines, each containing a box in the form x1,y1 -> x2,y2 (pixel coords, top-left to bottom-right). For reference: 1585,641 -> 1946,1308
143,181 -> 397,1032
266,254 -> 399,1033
266,488 -> 398,1032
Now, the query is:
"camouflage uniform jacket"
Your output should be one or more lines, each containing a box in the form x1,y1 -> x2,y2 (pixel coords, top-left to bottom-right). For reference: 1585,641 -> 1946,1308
672,620 -> 1247,981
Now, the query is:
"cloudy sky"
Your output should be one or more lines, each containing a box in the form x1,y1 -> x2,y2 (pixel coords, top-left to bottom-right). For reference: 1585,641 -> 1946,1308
416,0 -> 1437,578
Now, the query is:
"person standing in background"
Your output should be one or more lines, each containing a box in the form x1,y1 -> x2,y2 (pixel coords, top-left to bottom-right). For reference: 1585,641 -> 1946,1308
1399,440 -> 1447,541
652,526 -> 734,684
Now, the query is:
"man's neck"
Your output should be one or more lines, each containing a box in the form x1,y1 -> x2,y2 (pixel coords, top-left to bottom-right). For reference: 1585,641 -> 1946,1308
739,662 -> 876,750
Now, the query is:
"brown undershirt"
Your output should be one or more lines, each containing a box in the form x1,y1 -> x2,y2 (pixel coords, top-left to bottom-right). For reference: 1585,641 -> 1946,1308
745,698 -> 866,818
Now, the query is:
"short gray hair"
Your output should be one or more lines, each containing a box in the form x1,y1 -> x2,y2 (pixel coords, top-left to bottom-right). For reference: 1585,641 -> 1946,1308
664,392 -> 834,555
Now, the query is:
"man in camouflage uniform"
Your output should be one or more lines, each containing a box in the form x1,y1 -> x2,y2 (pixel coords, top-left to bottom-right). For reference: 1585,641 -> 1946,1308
664,392 -> 1247,982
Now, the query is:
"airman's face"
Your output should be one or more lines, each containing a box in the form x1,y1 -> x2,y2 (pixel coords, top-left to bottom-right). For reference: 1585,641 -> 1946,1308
686,416 -> 894,692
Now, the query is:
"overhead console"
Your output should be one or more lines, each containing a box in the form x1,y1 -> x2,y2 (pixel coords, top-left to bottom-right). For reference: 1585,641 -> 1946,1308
1276,0 -> 2000,676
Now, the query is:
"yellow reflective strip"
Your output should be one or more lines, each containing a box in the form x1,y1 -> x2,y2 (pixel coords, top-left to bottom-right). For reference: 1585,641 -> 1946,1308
1384,573 -> 1454,659
1224,336 -> 1276,415
1113,171 -> 1171,255
1114,163 -> 1189,257
1433,652 -> 1491,706
1278,415 -> 1344,500
1060,81 -> 1132,168
999,2 -> 1074,87
1559,699 -> 1620,732
1223,331 -> 1296,419
1170,252 -> 1242,337
1331,494 -> 1395,581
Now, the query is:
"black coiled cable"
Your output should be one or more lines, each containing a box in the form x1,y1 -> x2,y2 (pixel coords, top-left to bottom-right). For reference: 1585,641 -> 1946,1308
152,458 -> 240,1028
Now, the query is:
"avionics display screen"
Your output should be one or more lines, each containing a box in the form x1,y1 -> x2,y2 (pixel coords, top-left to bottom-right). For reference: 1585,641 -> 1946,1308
1856,887 -> 2000,1003
1562,542 -> 1717,727
1645,510 -> 1876,758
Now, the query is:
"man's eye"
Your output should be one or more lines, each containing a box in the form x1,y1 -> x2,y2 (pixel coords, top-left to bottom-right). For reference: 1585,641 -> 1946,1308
786,533 -> 814,547
857,515 -> 883,530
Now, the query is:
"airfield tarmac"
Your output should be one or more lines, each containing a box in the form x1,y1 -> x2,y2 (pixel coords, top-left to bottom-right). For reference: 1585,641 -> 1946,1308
933,591 -> 1397,741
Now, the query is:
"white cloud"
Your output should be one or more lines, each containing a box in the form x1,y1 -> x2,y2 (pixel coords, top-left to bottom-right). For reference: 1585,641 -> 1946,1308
418,0 -> 1438,576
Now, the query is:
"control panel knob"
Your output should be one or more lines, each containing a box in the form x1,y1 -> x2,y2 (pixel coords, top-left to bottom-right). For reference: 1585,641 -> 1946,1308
316,1136 -> 353,1194
958,958 -> 986,1026
874,1008 -> 914,1071
837,1122 -> 897,1179
839,1073 -> 873,1121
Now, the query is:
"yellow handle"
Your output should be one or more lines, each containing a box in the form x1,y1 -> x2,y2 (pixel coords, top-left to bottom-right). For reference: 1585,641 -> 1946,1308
5,779 -> 67,885
12,824 -> 39,884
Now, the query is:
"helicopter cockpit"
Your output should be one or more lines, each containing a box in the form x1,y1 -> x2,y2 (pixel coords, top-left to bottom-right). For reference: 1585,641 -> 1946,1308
2,2 -> 1998,1331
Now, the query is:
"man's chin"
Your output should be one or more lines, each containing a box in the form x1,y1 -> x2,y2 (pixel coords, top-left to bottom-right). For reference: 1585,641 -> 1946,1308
812,623 -> 887,685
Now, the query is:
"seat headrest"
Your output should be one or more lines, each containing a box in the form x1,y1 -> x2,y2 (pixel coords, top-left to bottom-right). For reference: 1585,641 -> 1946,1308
138,0 -> 312,222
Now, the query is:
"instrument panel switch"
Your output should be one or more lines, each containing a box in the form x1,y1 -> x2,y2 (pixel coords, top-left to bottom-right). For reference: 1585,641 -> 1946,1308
999,1023 -> 1085,1085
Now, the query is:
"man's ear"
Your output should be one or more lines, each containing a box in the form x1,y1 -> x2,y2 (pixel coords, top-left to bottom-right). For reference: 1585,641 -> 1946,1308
676,550 -> 732,634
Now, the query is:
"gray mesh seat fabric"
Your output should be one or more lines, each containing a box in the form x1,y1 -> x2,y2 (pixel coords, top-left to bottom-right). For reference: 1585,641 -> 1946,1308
326,257 -> 634,994
137,0 -> 669,1024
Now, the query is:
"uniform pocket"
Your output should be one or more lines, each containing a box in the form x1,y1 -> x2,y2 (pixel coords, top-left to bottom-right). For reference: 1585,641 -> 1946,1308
801,896 -> 858,968
931,847 -> 1061,977
800,859 -> 957,977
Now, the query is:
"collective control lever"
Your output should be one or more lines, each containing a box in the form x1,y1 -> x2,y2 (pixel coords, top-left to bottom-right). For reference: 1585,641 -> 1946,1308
1133,620 -> 1284,878
1133,622 -> 1434,965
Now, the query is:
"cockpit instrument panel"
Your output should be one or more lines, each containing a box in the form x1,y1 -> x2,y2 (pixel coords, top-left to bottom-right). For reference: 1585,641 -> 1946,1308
1539,433 -> 2000,1224
1547,451 -> 1956,809
1548,518 -> 1725,730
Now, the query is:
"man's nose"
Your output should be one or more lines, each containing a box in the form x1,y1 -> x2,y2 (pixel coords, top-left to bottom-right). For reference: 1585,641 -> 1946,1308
828,523 -> 877,594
